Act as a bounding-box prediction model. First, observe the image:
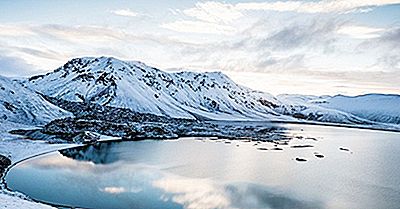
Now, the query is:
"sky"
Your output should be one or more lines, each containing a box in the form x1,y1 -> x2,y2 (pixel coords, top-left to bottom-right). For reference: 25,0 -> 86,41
0,0 -> 399,96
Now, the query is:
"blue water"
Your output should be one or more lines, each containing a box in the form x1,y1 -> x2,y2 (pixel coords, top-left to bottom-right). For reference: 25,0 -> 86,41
5,124 -> 400,209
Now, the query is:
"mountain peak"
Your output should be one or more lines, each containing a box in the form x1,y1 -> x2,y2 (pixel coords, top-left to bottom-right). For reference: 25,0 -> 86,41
27,56 -> 281,120
19,56 -> 400,128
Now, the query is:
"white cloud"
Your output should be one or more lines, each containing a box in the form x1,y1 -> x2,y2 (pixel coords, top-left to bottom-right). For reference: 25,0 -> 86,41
183,1 -> 243,24
0,54 -> 38,77
111,9 -> 138,17
0,25 -> 35,37
235,0 -> 400,14
153,176 -> 230,209
1,0 -> 399,96
236,1 -> 303,12
163,2 -> 243,35
168,8 -> 181,16
161,20 -> 237,35
162,0 -> 399,35
337,25 -> 385,39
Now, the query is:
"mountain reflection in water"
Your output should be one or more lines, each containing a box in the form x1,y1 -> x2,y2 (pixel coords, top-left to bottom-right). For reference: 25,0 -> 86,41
6,124 -> 400,209
60,142 -> 119,164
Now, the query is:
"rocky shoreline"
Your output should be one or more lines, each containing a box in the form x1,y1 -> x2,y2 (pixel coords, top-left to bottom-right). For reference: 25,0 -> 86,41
9,95 -> 292,143
0,154 -> 11,180
0,154 -> 11,192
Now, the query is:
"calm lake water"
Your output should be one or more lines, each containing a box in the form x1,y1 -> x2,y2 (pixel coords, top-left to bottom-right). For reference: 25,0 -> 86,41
5,124 -> 400,209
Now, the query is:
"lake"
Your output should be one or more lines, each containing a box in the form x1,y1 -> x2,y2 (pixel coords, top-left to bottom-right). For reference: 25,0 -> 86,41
5,124 -> 400,209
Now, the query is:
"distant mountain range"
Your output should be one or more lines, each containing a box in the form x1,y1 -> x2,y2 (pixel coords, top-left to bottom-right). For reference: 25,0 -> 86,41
1,56 -> 399,132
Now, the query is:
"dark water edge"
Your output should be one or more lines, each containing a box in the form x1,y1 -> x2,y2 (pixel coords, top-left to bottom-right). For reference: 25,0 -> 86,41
213,120 -> 400,133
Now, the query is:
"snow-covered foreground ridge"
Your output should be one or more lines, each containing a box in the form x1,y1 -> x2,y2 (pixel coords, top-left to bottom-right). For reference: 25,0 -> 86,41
0,75 -> 71,127
1,56 -> 398,128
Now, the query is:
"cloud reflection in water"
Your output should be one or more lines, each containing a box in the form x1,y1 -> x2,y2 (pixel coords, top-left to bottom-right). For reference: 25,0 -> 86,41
153,175 -> 323,209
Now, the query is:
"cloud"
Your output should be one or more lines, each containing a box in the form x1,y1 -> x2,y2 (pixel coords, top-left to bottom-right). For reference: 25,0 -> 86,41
152,176 -> 230,209
0,44 -> 66,60
162,0 -> 399,34
162,1 -> 243,35
0,23 -> 212,75
183,1 -> 243,24
374,26 -> 400,49
111,9 -> 138,17
162,0 -> 399,36
337,25 -> 385,39
258,19 -> 341,51
161,20 -> 237,35
365,27 -> 400,71
256,54 -> 306,70
173,18 -> 343,73
153,175 -> 322,209
0,54 -> 38,77
0,25 -> 34,37
30,24 -> 125,43
0,4 -> 398,96
235,0 -> 400,14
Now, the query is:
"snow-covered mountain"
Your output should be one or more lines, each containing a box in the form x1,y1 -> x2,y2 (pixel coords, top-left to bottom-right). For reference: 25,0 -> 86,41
0,76 -> 71,126
27,57 -> 289,120
24,56 -> 400,128
278,94 -> 400,124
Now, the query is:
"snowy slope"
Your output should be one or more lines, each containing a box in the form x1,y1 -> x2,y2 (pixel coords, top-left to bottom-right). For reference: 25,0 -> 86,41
278,94 -> 400,125
276,94 -> 372,124
0,76 -> 71,126
280,94 -> 400,124
27,57 -> 288,120
0,193 -> 55,209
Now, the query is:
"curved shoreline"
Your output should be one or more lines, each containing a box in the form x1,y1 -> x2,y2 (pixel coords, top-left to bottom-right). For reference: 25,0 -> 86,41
1,121 -> 399,208
0,144 -> 87,209
0,137 -> 125,188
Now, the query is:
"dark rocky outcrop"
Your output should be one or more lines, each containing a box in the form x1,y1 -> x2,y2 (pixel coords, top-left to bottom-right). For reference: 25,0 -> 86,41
295,157 -> 307,162
9,95 -> 293,143
0,154 -> 11,178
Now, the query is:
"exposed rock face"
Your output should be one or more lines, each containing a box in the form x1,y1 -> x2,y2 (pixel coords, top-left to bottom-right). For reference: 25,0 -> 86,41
0,154 -> 11,178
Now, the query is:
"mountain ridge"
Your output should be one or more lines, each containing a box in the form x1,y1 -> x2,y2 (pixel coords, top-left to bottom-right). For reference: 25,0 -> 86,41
27,56 -> 288,121
2,56 -> 397,130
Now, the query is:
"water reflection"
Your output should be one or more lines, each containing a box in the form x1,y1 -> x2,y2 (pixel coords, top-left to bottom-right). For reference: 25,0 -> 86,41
100,186 -> 127,194
153,176 -> 322,209
55,140 -> 322,208
60,142 -> 119,164
6,124 -> 400,209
